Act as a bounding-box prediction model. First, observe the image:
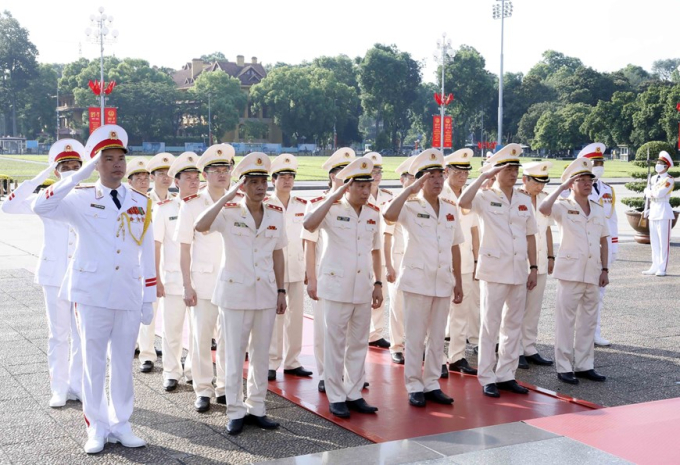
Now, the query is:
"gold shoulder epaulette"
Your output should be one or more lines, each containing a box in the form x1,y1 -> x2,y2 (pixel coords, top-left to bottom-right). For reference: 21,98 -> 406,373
441,198 -> 456,206
235,191 -> 244,197
266,203 -> 283,213
75,185 -> 95,189
295,196 -> 308,204
518,188 -> 529,196
310,196 -> 325,204
183,194 -> 199,203
366,202 -> 380,212
407,197 -> 419,202
223,202 -> 239,209
130,187 -> 149,197
380,188 -> 393,196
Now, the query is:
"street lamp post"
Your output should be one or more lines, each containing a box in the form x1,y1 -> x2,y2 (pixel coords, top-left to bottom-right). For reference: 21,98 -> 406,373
493,0 -> 513,146
208,93 -> 212,146
435,34 -> 452,152
85,7 -> 118,118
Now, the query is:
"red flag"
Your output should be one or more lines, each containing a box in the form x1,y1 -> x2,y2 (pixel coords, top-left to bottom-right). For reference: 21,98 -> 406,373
104,81 -> 117,95
432,116 -> 442,147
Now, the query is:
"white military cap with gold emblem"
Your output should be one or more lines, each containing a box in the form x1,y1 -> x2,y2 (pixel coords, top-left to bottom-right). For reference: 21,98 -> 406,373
480,143 -> 522,173
408,148 -> 445,176
48,139 -> 85,165
336,157 -> 374,182
444,148 -> 473,171
364,151 -> 383,167
270,153 -> 298,175
197,143 -> 235,171
125,157 -> 150,179
561,158 -> 595,182
85,124 -> 128,159
168,152 -> 200,178
658,150 -> 673,167
321,147 -> 356,172
522,161 -> 553,184
147,152 -> 174,173
577,142 -> 606,160
232,152 -> 271,178
395,157 -> 415,176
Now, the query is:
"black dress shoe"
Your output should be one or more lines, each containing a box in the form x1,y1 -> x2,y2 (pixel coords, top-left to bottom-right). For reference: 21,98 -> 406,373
483,384 -> 500,398
557,372 -> 579,385
391,352 -> 405,364
268,370 -> 276,381
216,395 -> 226,405
211,339 -> 217,351
526,353 -> 554,366
245,414 -> 279,429
329,402 -> 350,418
440,364 -> 449,379
186,379 -> 193,385
346,398 -> 378,413
424,389 -> 454,405
283,366 -> 313,377
409,392 -> 426,407
449,358 -> 477,375
368,338 -> 391,348
496,380 -> 529,394
194,396 -> 210,412
518,355 -> 529,369
155,348 -> 163,357
226,417 -> 244,435
575,369 -> 606,382
363,382 -> 369,389
140,361 -> 154,373
163,379 -> 178,392
134,348 -> 140,356
318,380 -> 325,393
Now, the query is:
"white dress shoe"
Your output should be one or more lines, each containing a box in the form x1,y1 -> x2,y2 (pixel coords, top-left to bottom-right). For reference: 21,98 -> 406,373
67,392 -> 81,402
594,336 -> 611,347
655,270 -> 667,277
49,392 -> 67,408
108,432 -> 146,448
642,268 -> 658,275
84,436 -> 106,454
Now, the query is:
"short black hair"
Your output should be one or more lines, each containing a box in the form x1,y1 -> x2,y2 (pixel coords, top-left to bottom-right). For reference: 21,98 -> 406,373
272,172 -> 296,181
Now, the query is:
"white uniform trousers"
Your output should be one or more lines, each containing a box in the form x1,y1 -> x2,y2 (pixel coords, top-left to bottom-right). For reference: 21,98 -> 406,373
269,281 -> 305,371
312,298 -> 325,380
76,304 -> 140,438
137,302 -> 158,363
190,299 -> 225,398
222,307 -> 276,419
466,279 -> 481,345
650,219 -> 672,274
446,273 -> 475,363
403,292 -> 449,393
520,273 -> 548,357
369,266 -> 387,342
43,285 -> 82,398
323,300 -> 371,403
554,280 -> 599,374
161,294 -> 193,382
594,237 -> 615,340
388,252 -> 405,354
477,281 -> 526,386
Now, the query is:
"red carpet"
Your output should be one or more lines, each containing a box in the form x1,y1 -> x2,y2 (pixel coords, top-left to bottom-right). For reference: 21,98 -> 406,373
527,397 -> 680,465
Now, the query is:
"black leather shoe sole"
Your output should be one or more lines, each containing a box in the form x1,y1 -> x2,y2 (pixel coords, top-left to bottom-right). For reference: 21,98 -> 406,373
268,370 -> 276,381
329,402 -> 350,418
226,417 -> 244,435
140,361 -> 154,373
163,379 -> 178,392
558,372 -> 579,385
391,353 -> 405,364
440,365 -> 449,379
284,367 -> 313,377
526,354 -> 554,366
483,384 -> 500,398
575,370 -> 606,382
194,397 -> 210,412
368,338 -> 391,348
496,380 -> 529,394
245,414 -> 279,429
318,380 -> 325,393
449,360 -> 477,375
346,399 -> 378,414
518,356 -> 529,369
424,389 -> 454,405
409,392 -> 426,407
215,395 -> 226,405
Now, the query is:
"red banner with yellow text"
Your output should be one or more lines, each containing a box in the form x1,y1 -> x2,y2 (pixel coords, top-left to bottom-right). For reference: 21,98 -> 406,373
432,115 -> 452,149
88,107 -> 118,134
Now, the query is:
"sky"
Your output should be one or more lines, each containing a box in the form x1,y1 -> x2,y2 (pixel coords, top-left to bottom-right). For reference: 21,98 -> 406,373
5,0 -> 679,82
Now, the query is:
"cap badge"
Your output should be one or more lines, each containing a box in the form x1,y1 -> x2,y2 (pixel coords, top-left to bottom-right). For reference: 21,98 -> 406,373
284,157 -> 290,163
217,149 -> 223,155
596,147 -> 602,153
110,131 -> 117,139
138,161 -> 144,166
344,152 -> 350,158
256,157 -> 263,166
542,165 -> 547,171
65,144 -> 72,151
163,157 -> 169,162
463,153 -> 468,158
361,162 -> 367,169
188,156 -> 194,162
430,153 -> 436,160
583,161 -> 588,167
511,149 -> 517,155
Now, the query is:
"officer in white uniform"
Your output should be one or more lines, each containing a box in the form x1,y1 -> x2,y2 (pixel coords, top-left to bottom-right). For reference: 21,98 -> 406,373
517,161 -> 555,369
577,143 -> 616,347
155,152 -> 201,391
383,158 -> 415,364
365,152 -> 392,349
303,157 -> 383,418
459,144 -> 539,398
2,139 -> 84,408
539,158 -> 610,385
126,157 -> 151,193
32,125 -> 155,454
441,148 -> 479,377
149,153 -> 175,203
195,152 -> 287,436
267,154 -> 312,381
643,150 -> 675,276
384,149 -> 464,407
174,144 -> 233,412
302,148 -> 356,393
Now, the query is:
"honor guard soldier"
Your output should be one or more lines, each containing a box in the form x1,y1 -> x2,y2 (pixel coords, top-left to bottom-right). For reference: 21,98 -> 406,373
175,143 -> 234,412
302,148 -> 356,393
267,154 -> 313,381
2,139 -> 84,408
303,157 -> 383,418
384,158 -> 416,364
32,125 -> 156,454
155,153 -> 201,391
384,149 -> 464,407
643,151 -> 675,276
195,152 -> 287,436
126,157 -> 151,194
577,143 -> 616,346
539,158 -> 609,385
365,152 -> 392,349
148,153 -> 176,203
441,148 -> 479,377
459,144 -> 539,398
516,161 -> 555,369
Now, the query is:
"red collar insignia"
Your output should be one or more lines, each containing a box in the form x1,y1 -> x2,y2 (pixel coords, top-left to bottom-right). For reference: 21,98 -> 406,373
446,213 -> 455,222
518,205 -> 528,211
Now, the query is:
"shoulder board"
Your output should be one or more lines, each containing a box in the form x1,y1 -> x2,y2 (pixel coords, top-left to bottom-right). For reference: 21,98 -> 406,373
223,202 -> 240,209
441,198 -> 456,206
310,196 -> 325,204
590,200 -> 604,208
183,194 -> 199,203
366,202 -> 380,212
130,187 -> 149,197
157,198 -> 173,206
235,192 -> 244,197
75,185 -> 95,189
266,203 -> 283,213
263,196 -> 270,202
407,197 -> 419,202
518,188 -> 529,196
294,196 -> 308,204
380,188 -> 393,196
602,182 -> 612,188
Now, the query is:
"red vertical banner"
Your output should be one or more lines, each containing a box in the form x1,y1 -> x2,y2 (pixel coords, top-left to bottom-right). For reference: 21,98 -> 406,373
677,122 -> 680,150
88,107 -> 101,134
432,115 -> 442,148
105,108 -> 117,125
443,116 -> 453,148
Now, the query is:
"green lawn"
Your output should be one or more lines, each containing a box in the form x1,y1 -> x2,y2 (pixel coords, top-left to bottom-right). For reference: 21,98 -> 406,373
0,154 -> 644,182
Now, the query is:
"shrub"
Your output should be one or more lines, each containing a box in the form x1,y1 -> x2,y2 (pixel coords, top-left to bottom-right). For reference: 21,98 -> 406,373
621,197 -> 680,209
633,141 -> 676,168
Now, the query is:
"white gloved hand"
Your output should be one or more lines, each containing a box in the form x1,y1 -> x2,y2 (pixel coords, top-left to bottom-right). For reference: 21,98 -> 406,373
36,162 -> 58,183
643,209 -> 650,219
141,303 -> 154,325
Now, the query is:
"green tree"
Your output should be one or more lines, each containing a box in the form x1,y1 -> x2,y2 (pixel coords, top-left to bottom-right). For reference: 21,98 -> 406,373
532,110 -> 561,151
581,91 -> 636,148
17,63 -> 59,140
651,58 -> 680,81
618,64 -> 652,90
409,82 -> 440,149
189,71 -> 247,143
517,102 -> 558,146
526,50 -> 583,81
630,83 -> 671,147
200,52 -> 227,62
556,103 -> 592,149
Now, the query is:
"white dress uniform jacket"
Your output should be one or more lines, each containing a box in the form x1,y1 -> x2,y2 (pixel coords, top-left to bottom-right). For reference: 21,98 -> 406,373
441,184 -> 479,275
647,173 -> 675,220
589,180 -> 618,255
267,194 -> 306,284
153,197 -> 183,295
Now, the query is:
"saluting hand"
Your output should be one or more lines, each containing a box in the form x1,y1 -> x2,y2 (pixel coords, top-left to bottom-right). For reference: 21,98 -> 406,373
328,179 -> 353,202
222,176 -> 246,205
409,172 -> 431,192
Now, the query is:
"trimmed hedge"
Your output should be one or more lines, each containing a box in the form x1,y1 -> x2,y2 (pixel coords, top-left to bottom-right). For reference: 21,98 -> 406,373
633,141 -> 676,168
621,197 -> 680,208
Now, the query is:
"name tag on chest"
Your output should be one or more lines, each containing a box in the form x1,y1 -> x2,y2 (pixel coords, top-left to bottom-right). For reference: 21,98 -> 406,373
90,204 -> 105,210
490,202 -> 502,208
169,216 -> 177,221
417,213 -> 430,219
234,222 -> 248,228
567,210 -> 579,215
337,216 -> 350,222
